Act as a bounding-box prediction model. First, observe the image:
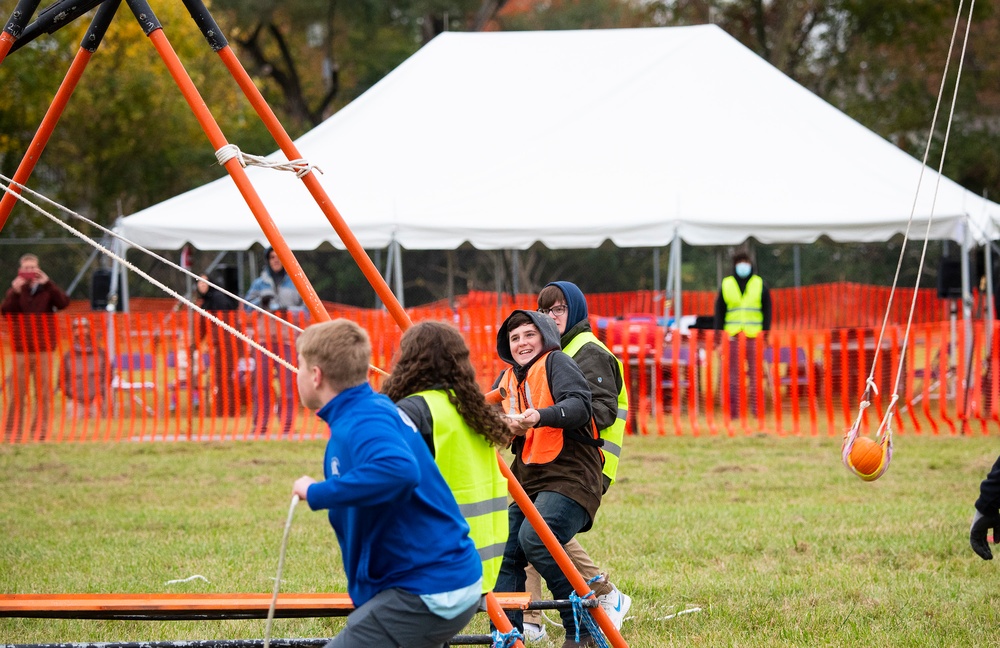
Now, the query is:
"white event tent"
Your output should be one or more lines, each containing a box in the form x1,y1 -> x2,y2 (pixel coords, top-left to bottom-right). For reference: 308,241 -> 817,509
118,24 -> 1000,254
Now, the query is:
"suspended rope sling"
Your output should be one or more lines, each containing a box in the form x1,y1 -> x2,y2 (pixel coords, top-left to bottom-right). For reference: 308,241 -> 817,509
842,0 -> 977,481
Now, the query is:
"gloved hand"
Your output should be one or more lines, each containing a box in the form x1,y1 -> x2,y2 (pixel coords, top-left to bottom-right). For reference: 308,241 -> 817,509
970,509 -> 1000,560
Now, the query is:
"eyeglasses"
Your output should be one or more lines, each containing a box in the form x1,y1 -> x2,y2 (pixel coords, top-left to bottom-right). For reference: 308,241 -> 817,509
538,304 -> 568,317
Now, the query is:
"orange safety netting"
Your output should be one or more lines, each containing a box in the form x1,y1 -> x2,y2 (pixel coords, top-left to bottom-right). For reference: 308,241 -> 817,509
2,285 -> 997,443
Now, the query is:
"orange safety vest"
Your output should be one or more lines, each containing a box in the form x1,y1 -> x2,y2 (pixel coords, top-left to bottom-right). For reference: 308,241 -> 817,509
500,351 -> 601,465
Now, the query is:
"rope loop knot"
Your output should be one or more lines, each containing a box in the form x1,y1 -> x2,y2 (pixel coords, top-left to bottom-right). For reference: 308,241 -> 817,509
215,144 -> 322,178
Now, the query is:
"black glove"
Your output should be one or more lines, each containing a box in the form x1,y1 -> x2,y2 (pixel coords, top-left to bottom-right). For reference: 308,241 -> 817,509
970,509 -> 1000,560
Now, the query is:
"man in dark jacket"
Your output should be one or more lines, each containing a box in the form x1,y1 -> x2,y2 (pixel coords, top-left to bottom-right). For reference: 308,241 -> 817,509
1,253 -> 70,441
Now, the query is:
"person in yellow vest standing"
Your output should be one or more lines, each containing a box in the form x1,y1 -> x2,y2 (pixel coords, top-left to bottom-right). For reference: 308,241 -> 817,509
517,281 -> 631,642
382,321 -> 512,595
714,251 -> 772,419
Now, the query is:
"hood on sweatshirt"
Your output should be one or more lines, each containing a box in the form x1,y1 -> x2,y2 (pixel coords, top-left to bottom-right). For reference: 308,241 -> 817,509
544,280 -> 589,332
496,309 -> 562,375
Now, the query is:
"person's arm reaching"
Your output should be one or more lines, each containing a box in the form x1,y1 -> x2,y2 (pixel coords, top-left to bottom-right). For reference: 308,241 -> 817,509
302,414 -> 422,510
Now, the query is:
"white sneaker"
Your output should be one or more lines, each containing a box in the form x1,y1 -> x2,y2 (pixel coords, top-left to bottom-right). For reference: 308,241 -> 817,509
597,584 -> 632,630
523,622 -> 547,642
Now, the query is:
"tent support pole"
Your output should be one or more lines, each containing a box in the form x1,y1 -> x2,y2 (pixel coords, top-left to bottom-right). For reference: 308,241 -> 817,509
793,244 -> 801,288
670,234 -> 682,327
392,236 -> 404,309
511,249 -> 520,296
653,248 -> 662,316
66,246 -> 101,297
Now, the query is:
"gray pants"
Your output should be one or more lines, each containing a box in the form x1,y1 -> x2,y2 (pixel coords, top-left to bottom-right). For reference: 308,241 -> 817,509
325,588 -> 479,648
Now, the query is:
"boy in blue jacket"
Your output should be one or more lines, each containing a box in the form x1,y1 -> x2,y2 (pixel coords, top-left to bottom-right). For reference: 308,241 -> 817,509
292,319 -> 482,647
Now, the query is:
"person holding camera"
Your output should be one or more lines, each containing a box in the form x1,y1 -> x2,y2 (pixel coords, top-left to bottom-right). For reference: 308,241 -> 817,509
244,247 -> 306,437
2,253 -> 70,441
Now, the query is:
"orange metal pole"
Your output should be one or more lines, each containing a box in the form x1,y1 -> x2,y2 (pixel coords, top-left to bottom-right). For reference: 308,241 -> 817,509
496,454 -> 629,648
215,45 -> 411,331
0,0 -> 119,232
176,0 -> 410,332
0,31 -> 15,64
0,0 -> 41,67
125,1 -> 327,324
484,591 -> 526,648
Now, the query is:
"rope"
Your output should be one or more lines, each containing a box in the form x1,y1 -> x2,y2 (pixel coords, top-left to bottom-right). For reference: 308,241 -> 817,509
568,587 -> 609,648
490,628 -> 523,648
843,0 -> 977,477
216,144 -> 322,179
0,174 -> 391,379
264,494 -> 299,648
0,174 -> 297,372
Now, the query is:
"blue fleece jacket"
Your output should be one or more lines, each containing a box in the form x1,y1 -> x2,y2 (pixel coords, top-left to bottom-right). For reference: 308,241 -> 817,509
306,383 -> 482,607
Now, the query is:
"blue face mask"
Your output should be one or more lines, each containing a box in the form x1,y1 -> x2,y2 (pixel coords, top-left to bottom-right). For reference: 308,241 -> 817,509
735,262 -> 752,278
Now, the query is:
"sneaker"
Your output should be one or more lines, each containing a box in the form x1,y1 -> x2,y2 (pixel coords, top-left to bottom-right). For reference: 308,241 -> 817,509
597,584 -> 632,630
523,622 -> 547,642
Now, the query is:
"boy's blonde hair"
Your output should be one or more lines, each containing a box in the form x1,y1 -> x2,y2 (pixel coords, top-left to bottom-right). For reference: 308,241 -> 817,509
296,319 -> 371,392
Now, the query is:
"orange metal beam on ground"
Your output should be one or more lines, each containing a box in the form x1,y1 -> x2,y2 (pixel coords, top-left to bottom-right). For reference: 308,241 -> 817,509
0,592 -> 532,619
497,454 -> 629,648
126,3 -> 327,324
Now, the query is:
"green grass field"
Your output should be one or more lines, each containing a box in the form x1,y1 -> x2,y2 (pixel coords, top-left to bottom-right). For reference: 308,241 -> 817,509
3,433 -> 1000,647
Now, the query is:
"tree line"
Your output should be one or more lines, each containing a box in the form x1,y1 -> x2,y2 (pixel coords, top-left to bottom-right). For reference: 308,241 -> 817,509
0,0 -> 996,307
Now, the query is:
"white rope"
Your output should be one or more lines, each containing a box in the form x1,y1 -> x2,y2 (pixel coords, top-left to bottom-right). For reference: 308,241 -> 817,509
0,173 -> 392,378
216,144 -> 322,179
0,174 -> 298,373
0,173 -> 298,335
848,0 -> 976,442
164,574 -> 210,585
264,494 -> 299,648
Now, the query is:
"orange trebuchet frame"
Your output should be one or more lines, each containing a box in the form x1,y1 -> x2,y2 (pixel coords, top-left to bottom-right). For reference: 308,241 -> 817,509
0,1 -> 626,646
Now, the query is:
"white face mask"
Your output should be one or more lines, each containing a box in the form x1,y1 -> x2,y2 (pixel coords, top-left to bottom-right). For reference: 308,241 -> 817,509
735,262 -> 752,278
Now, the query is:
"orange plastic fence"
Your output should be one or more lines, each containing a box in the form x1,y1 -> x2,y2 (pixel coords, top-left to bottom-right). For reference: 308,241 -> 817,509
2,287 -> 998,442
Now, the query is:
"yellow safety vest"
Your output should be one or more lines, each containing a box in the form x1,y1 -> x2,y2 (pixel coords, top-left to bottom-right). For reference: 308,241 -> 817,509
722,275 -> 764,338
415,389 -> 508,593
562,332 -> 627,487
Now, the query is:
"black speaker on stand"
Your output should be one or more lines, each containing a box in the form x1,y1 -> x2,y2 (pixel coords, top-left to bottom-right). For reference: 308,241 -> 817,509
937,258 -> 963,300
90,268 -> 122,311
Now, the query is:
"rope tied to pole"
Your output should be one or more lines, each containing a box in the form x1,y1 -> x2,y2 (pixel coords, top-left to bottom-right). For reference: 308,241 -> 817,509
490,627 -> 524,648
568,579 -> 610,648
215,144 -> 322,179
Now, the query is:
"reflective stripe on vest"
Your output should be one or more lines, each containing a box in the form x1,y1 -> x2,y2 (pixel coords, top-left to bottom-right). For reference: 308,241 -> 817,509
416,389 -> 508,593
722,275 -> 764,338
562,331 -> 628,486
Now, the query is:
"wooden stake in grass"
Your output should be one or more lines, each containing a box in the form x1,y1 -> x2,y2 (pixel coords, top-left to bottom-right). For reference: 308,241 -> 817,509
264,494 -> 299,648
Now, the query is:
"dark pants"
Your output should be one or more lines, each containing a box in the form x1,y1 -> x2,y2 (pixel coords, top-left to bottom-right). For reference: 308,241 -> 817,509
325,587 -> 478,648
727,336 -> 761,419
495,491 -> 592,640
251,341 -> 296,436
